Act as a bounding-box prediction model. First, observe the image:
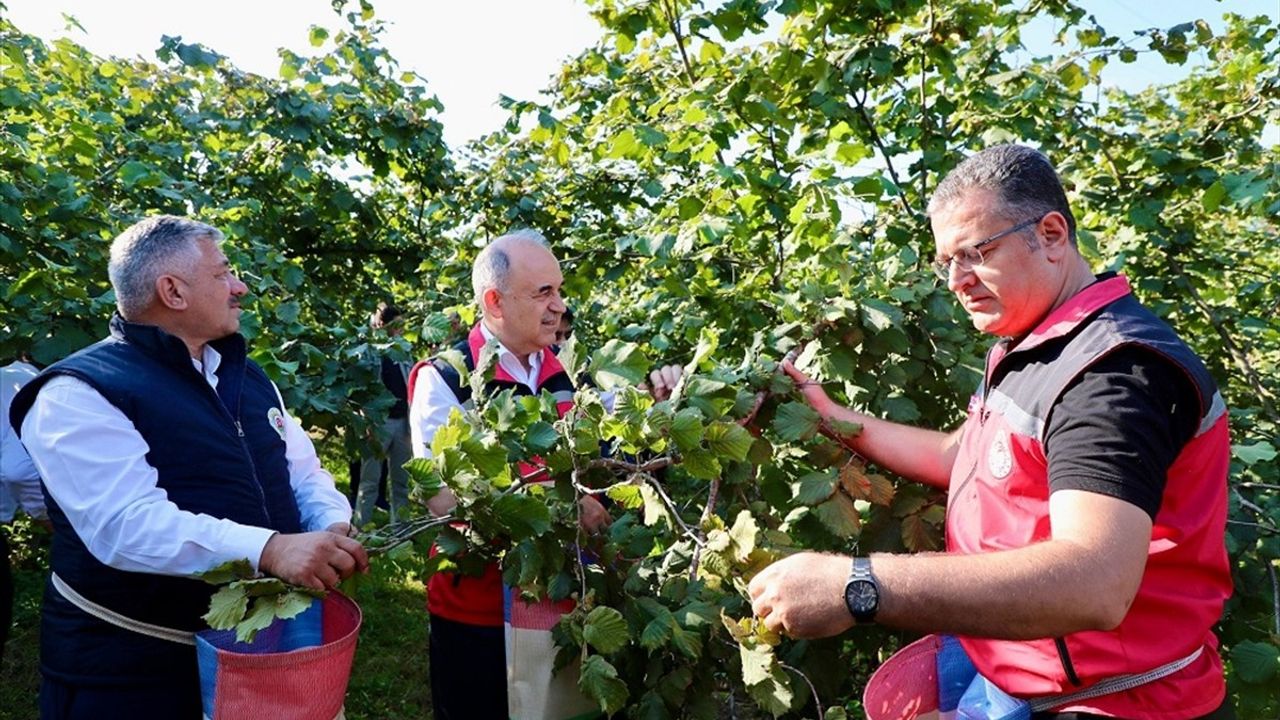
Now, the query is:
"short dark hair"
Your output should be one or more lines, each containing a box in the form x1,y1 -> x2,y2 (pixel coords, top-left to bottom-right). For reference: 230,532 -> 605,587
561,306 -> 574,324
371,302 -> 402,329
928,145 -> 1077,244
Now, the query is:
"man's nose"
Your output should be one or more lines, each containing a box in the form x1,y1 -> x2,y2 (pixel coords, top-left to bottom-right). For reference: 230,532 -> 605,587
946,262 -> 976,294
549,294 -> 566,313
230,273 -> 249,296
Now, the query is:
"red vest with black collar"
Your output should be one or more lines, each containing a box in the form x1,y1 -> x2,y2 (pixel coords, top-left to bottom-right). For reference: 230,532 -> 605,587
407,324 -> 575,626
947,275 -> 1231,717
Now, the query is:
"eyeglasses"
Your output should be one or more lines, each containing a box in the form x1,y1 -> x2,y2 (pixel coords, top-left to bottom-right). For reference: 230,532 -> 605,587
931,215 -> 1045,280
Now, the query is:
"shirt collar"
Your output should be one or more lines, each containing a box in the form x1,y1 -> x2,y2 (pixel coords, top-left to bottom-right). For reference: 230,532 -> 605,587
191,345 -> 223,388
478,322 -> 543,378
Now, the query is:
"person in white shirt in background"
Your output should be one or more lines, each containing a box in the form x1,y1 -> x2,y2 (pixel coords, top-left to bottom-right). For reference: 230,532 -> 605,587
1,354 -> 47,665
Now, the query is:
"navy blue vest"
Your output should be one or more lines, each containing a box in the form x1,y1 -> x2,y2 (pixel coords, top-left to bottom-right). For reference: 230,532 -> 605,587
11,314 -> 302,685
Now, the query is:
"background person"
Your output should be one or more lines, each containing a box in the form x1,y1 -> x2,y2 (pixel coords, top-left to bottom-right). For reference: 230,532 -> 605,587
1,353 -> 47,666
10,215 -> 368,720
554,304 -> 574,346
749,145 -> 1233,719
353,301 -> 412,527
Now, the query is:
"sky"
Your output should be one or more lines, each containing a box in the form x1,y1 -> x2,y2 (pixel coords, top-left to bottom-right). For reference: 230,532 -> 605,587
4,0 -> 1277,149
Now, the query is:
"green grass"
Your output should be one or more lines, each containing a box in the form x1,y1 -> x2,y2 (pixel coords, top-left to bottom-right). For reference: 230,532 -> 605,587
342,550 -> 433,718
0,472 -> 436,720
1,520 -> 48,720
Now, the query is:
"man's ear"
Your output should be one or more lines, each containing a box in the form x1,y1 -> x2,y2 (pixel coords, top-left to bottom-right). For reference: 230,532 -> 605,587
1040,211 -> 1072,260
483,288 -> 504,319
154,274 -> 187,311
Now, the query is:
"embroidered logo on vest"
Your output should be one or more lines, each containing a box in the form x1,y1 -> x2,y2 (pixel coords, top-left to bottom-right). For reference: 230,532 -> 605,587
967,393 -> 981,415
987,432 -> 1013,479
267,407 -> 287,440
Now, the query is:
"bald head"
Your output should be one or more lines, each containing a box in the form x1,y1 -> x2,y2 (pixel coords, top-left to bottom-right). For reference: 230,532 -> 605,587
472,229 -> 553,309
472,229 -> 566,358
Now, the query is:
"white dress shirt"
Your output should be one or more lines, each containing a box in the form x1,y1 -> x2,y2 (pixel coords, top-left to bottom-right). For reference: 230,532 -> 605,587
409,324 -> 545,459
19,345 -> 350,576
1,361 -> 46,522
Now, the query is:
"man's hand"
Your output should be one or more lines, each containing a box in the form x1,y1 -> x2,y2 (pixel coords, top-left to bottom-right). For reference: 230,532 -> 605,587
427,487 -> 459,518
259,531 -> 370,591
642,364 -> 683,401
780,354 -> 834,416
579,495 -> 612,534
326,521 -> 357,538
748,552 -> 853,639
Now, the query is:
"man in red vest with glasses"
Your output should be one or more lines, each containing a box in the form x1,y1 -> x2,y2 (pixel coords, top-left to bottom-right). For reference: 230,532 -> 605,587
408,228 -> 681,719
749,145 -> 1233,719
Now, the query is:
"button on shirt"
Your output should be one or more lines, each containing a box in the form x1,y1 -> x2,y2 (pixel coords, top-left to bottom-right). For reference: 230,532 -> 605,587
1,361 -> 46,523
20,345 -> 350,576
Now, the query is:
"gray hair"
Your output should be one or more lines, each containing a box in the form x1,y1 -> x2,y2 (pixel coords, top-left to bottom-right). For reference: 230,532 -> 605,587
472,228 -> 551,309
108,215 -> 222,319
927,144 -> 1077,244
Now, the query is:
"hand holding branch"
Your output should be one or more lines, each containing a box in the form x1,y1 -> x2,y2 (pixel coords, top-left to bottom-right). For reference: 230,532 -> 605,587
259,530 -> 370,591
748,552 -> 852,639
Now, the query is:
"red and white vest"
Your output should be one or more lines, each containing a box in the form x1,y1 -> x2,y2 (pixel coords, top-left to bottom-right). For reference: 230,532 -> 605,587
407,325 -> 576,626
947,275 -> 1231,718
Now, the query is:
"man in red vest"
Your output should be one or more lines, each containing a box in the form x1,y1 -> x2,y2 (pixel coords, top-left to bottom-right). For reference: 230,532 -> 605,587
408,228 -> 681,719
749,145 -> 1233,719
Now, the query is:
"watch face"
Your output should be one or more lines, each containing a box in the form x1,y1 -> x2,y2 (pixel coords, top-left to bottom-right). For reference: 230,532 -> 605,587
845,579 -> 878,614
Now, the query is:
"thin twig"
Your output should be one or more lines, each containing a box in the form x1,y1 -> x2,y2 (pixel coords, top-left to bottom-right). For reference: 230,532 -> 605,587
658,0 -> 727,166
659,0 -> 698,87
586,456 -> 675,474
850,86 -> 915,218
689,478 -> 720,581
360,515 -> 455,557
1233,489 -> 1280,535
572,466 -> 589,602
1227,520 -> 1280,536
1167,254 -> 1278,423
643,475 -> 705,547
918,0 -> 934,205
740,389 -> 771,429
571,481 -> 615,497
1267,559 -> 1280,637
717,637 -> 825,718
739,320 -> 837,428
779,660 -> 824,720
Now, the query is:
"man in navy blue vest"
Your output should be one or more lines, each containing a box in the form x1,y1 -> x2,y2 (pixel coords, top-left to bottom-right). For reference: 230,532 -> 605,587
10,216 -> 369,720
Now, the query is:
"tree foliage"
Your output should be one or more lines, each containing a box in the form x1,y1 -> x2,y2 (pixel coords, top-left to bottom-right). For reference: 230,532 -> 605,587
1,0 -> 454,453
2,0 -> 1278,715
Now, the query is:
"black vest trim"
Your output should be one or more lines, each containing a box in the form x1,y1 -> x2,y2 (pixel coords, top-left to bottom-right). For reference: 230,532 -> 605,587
429,337 -> 576,406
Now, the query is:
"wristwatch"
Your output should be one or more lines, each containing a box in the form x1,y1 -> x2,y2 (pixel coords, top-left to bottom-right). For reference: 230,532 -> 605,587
843,557 -> 880,624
